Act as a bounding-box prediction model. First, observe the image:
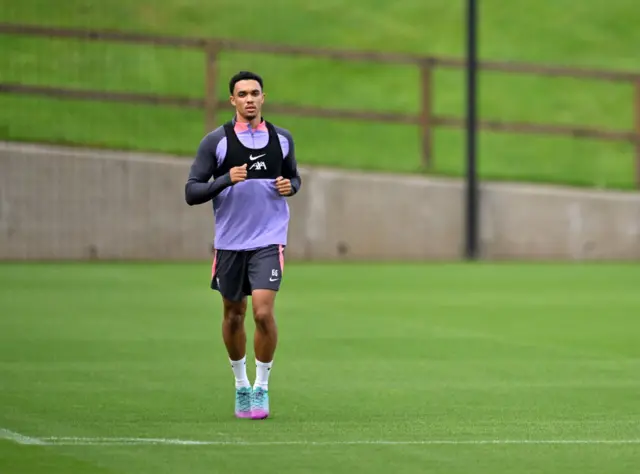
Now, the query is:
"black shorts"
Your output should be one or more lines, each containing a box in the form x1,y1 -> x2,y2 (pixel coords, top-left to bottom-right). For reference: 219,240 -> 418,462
211,244 -> 285,302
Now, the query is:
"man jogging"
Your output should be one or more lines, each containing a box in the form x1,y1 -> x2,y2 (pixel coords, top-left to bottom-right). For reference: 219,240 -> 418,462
185,71 -> 302,420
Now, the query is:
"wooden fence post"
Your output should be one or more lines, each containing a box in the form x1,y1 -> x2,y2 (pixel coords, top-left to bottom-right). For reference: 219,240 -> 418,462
419,59 -> 433,170
635,80 -> 640,189
204,40 -> 219,134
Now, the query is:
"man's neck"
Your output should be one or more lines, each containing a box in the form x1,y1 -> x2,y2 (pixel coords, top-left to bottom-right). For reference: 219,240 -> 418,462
236,114 -> 262,129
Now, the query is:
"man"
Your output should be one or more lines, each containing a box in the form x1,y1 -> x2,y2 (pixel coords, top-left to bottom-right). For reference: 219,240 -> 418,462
185,71 -> 302,420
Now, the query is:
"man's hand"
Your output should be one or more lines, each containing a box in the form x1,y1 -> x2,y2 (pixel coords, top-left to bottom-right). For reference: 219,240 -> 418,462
275,176 -> 292,196
230,164 -> 247,184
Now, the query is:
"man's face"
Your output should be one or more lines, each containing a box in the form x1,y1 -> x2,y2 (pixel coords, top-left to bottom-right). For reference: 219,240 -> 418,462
230,79 -> 264,121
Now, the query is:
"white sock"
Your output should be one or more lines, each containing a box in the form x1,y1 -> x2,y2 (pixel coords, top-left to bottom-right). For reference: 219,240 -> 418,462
254,359 -> 273,390
230,356 -> 251,389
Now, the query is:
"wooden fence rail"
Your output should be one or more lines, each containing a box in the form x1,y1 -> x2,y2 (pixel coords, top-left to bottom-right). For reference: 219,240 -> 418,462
1,23 -> 639,187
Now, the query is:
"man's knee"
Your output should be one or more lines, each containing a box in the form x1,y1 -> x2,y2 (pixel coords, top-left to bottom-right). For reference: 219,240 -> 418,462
253,305 -> 274,332
223,299 -> 246,331
251,290 -> 276,331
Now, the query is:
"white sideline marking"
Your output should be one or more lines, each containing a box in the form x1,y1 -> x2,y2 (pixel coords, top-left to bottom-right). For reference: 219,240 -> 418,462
3,428 -> 639,447
0,428 -> 45,445
38,437 -> 640,447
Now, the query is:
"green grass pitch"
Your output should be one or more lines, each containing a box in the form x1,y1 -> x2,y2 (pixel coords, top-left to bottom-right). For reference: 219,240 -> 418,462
1,262 -> 639,473
1,0 -> 639,189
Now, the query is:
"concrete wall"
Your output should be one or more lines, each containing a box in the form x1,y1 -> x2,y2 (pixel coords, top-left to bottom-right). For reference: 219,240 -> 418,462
1,141 -> 639,261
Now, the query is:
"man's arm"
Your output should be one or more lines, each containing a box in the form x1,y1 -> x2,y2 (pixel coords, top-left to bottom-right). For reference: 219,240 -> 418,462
185,133 -> 233,206
280,130 -> 302,196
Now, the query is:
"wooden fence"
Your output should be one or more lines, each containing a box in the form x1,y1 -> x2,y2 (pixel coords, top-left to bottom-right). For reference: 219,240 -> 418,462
1,23 -> 640,186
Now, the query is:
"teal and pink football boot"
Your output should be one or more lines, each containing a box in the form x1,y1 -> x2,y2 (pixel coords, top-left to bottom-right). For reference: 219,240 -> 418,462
235,387 -> 252,419
251,387 -> 270,420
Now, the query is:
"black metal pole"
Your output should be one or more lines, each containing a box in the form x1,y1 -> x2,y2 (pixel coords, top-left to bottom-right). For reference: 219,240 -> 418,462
465,0 -> 479,260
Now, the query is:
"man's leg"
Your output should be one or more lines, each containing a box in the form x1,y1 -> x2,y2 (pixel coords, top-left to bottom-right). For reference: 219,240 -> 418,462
222,297 -> 250,385
252,289 -> 278,386
250,289 -> 278,420
212,249 -> 252,418
247,245 -> 284,419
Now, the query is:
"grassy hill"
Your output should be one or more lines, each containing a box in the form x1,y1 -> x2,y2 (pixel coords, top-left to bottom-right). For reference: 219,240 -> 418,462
1,0 -> 639,188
